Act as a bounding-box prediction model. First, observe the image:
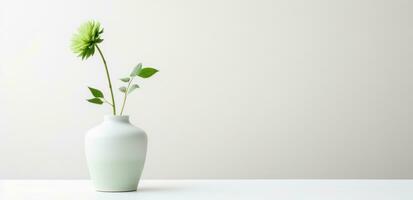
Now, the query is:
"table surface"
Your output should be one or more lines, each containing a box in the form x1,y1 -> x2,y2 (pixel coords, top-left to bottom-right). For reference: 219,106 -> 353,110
0,180 -> 412,200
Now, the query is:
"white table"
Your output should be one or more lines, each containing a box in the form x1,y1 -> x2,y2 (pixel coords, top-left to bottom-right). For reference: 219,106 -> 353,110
0,180 -> 412,200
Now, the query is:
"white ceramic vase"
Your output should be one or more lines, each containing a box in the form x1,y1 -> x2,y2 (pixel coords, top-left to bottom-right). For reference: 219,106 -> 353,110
85,115 -> 147,192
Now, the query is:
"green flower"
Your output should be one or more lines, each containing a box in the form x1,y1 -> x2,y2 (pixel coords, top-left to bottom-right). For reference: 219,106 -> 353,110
71,21 -> 104,60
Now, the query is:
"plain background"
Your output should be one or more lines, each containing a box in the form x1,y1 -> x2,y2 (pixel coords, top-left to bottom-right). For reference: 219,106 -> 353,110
0,0 -> 412,179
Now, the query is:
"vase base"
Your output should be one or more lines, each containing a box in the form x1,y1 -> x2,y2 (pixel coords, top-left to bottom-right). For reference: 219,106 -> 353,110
96,189 -> 137,192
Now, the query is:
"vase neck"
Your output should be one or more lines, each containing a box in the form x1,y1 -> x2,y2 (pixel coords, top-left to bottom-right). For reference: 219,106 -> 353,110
104,115 -> 130,123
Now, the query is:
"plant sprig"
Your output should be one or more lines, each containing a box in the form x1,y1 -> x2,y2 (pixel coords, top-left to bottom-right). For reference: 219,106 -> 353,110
118,63 -> 158,115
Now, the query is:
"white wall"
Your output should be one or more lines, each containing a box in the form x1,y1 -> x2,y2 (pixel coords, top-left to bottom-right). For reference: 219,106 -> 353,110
1,0 -> 412,179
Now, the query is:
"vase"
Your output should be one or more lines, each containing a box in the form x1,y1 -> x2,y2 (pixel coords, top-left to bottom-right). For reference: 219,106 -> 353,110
85,115 -> 147,192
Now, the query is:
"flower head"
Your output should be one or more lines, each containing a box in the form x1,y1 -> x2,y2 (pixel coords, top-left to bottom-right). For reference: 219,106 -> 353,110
71,21 -> 104,60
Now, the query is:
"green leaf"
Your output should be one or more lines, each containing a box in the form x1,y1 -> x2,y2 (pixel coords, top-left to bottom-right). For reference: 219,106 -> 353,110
128,84 -> 139,94
87,98 -> 103,105
130,63 -> 142,77
138,67 -> 159,78
119,86 -> 127,93
88,87 -> 104,98
120,77 -> 130,82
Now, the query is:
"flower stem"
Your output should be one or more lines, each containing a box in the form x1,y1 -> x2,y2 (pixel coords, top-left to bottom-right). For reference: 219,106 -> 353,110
96,45 -> 116,115
120,77 -> 133,115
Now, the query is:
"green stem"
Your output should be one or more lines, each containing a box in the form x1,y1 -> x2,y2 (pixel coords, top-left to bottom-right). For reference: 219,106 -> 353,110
103,98 -> 113,106
96,45 -> 116,115
120,77 -> 133,115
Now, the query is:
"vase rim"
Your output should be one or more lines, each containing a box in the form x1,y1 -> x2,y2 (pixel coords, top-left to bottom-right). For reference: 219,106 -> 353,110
104,115 -> 130,122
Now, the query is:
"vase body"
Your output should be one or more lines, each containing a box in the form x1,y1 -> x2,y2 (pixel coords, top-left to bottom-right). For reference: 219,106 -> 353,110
85,115 -> 147,192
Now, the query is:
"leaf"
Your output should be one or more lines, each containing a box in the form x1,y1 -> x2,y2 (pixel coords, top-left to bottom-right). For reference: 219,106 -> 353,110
120,77 -> 130,82
119,86 -> 127,93
88,87 -> 104,98
138,67 -> 159,78
130,63 -> 142,77
128,84 -> 139,94
87,98 -> 103,105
